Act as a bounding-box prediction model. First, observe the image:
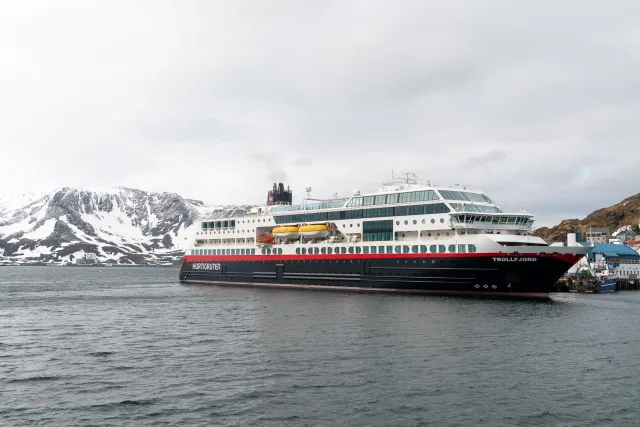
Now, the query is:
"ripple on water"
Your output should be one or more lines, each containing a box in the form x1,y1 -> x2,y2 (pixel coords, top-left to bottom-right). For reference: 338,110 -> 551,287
2,267 -> 640,427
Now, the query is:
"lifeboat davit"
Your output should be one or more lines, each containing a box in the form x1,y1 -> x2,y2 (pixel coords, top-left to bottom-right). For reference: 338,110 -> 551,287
272,225 -> 299,239
299,224 -> 330,238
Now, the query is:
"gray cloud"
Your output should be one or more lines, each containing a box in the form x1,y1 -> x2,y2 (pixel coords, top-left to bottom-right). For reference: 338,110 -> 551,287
1,0 -> 640,227
463,150 -> 508,168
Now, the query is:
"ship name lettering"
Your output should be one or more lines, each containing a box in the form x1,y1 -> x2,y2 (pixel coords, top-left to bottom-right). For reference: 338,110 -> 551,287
492,257 -> 537,262
193,262 -> 222,271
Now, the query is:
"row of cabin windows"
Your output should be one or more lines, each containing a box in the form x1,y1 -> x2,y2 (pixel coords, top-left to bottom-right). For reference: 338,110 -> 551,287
193,248 -> 257,255
296,244 -> 477,255
202,218 -> 270,229
439,191 -> 492,203
362,220 -> 394,232
363,232 -> 393,242
347,190 -> 439,207
202,220 -> 235,229
261,248 -> 283,255
451,215 -> 534,226
449,203 -> 502,213
274,203 -> 450,225
192,245 -> 477,256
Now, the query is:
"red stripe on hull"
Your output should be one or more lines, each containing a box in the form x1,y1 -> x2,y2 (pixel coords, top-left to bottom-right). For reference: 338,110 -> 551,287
183,279 -> 550,299
184,252 -> 584,265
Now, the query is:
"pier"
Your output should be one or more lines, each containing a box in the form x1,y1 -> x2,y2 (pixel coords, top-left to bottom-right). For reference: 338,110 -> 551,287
616,279 -> 640,291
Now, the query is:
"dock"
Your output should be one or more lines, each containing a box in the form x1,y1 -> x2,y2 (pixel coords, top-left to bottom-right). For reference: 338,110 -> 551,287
616,278 -> 640,291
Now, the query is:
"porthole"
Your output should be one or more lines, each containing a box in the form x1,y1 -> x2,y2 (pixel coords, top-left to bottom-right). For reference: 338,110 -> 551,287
404,220 -> 408,225
357,223 -> 360,227
422,219 -> 426,224
413,220 -> 417,225
440,218 -> 445,223
350,224 -> 353,228
431,219 -> 435,224
396,221 -> 400,225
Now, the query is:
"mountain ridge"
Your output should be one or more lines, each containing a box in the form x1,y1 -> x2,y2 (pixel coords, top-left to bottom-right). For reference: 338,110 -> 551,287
534,193 -> 640,243
0,186 -> 251,266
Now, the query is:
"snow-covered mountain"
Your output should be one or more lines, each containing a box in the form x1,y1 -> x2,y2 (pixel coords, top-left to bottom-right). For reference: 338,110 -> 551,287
0,187 -> 251,265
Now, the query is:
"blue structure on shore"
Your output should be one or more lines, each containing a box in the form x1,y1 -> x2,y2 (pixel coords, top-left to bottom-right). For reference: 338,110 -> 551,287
583,243 -> 640,279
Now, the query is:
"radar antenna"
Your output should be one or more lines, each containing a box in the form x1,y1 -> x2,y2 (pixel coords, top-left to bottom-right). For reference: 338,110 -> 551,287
394,171 -> 419,185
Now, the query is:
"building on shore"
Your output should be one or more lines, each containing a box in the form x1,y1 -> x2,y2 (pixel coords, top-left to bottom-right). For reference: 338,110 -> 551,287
586,243 -> 640,279
585,227 -> 610,244
615,229 -> 637,243
555,233 -> 639,279
75,253 -> 98,266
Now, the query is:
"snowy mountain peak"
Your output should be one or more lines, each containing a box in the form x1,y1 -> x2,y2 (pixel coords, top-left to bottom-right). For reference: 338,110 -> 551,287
0,187 -> 252,265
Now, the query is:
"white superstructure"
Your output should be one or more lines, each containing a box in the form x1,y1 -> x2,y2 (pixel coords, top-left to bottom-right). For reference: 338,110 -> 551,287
188,175 -> 581,258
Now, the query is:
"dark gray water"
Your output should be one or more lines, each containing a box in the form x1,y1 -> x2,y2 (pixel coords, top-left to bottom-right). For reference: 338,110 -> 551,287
1,266 -> 640,426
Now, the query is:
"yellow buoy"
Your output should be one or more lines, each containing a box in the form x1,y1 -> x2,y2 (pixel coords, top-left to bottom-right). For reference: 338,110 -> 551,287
99,269 -> 104,273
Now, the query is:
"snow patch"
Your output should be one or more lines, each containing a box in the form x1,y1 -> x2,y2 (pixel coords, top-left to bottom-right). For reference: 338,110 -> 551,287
23,218 -> 56,240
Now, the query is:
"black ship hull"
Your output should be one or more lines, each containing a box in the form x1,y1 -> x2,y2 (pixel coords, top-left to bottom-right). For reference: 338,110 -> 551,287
179,253 -> 583,299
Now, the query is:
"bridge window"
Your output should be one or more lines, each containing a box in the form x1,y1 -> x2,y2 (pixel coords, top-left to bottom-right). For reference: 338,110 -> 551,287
356,247 -> 362,254
448,245 -> 456,253
349,247 -> 354,254
301,248 -> 306,254
403,246 -> 410,254
395,246 -> 401,254
412,245 -> 419,254
468,244 -> 477,253
458,244 -> 466,253
378,246 -> 385,254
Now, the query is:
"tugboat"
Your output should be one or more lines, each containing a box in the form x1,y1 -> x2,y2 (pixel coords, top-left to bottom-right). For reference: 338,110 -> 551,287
180,175 -> 591,299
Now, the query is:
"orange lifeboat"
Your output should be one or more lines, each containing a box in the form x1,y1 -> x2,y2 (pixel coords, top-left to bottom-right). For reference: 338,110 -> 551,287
258,234 -> 275,244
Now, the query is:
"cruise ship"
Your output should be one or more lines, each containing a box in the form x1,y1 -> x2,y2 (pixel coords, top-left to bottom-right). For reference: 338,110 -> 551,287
180,174 -> 591,298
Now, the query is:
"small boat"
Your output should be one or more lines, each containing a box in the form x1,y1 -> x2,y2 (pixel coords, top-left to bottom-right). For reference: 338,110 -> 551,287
272,225 -> 299,239
299,224 -> 330,238
258,234 -> 275,244
594,278 -> 616,293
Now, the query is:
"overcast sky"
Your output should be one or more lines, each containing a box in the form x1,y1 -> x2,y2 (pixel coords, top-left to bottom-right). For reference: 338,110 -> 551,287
1,0 -> 639,227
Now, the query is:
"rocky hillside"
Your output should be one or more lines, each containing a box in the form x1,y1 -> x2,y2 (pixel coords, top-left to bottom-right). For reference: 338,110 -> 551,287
534,193 -> 640,243
0,187 -> 251,265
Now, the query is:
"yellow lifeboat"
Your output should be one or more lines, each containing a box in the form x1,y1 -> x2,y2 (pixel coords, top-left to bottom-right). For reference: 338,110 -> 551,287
299,224 -> 330,238
272,225 -> 299,238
